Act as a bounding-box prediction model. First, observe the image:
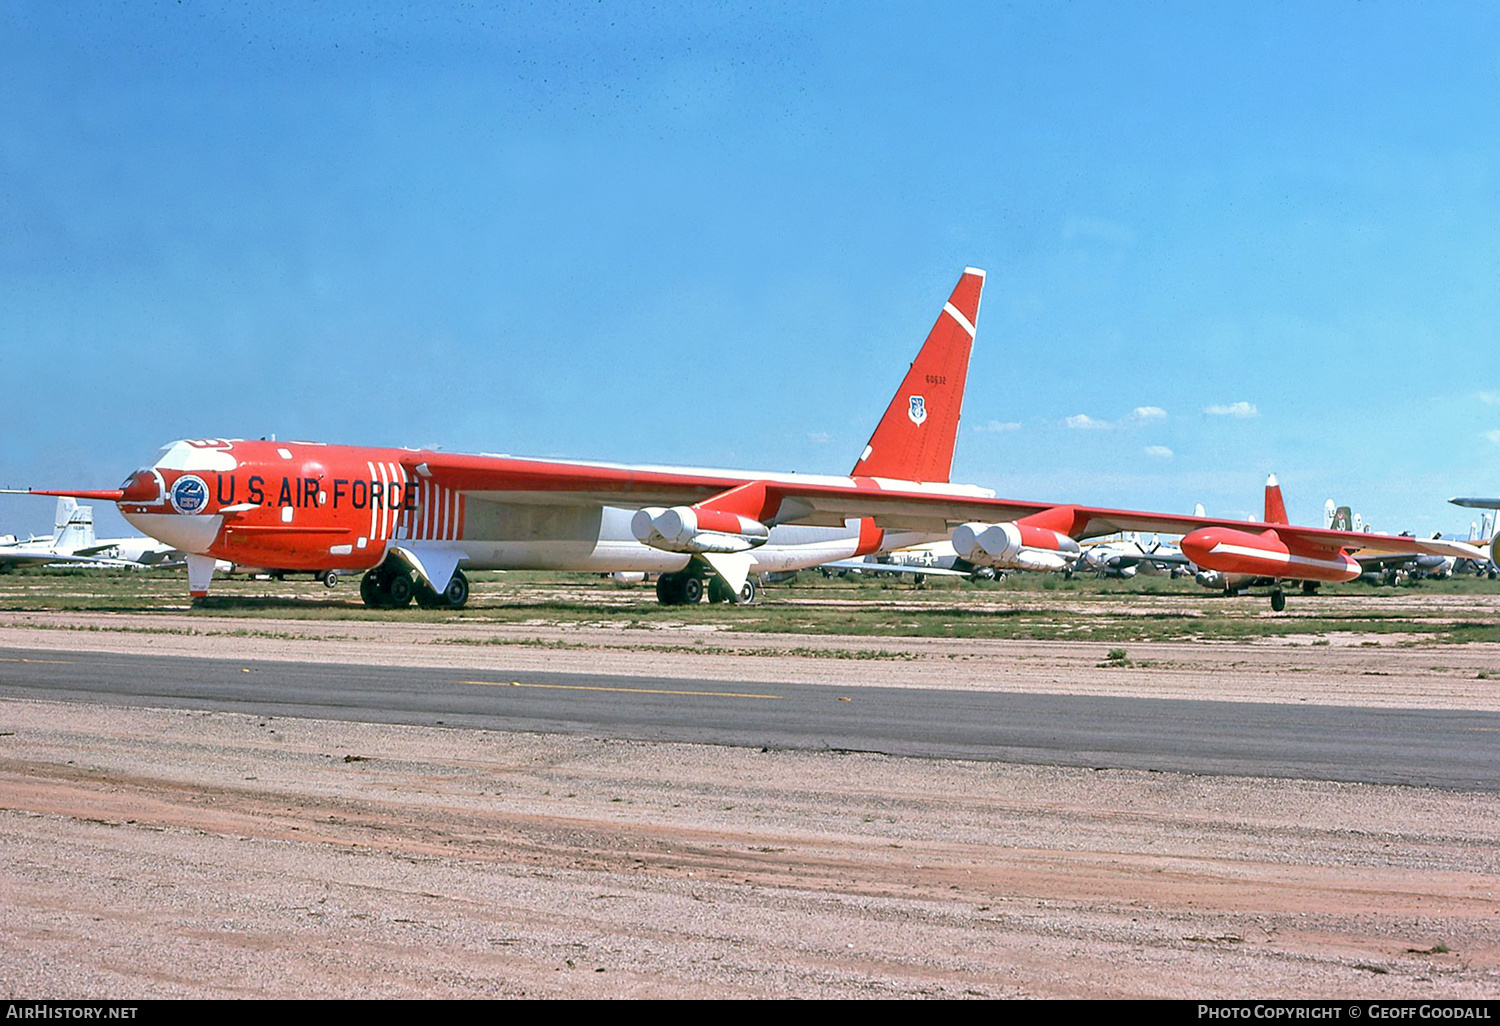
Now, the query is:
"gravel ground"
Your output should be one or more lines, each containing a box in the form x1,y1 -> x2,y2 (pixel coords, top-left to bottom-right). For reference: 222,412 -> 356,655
1,609 -> 1499,998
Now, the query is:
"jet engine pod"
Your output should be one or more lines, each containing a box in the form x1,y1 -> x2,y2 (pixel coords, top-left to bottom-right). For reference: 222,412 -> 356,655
631,505 -> 769,554
952,521 -> 1076,571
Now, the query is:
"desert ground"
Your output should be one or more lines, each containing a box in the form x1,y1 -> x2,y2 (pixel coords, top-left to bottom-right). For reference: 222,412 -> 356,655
1,574 -> 1498,998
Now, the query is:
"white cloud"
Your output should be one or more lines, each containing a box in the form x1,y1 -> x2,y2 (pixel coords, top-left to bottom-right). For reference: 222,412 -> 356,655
807,431 -> 831,444
975,420 -> 1022,432
1486,429 -> 1500,445
1144,445 -> 1174,459
1131,406 -> 1167,421
1065,414 -> 1111,430
1204,401 -> 1258,418
1479,391 -> 1500,406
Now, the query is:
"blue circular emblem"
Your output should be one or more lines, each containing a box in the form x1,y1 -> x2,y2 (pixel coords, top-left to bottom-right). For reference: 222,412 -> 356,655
170,475 -> 210,515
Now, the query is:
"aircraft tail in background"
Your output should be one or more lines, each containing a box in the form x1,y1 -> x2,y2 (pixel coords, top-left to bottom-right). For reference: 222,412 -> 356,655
1263,474 -> 1289,525
51,497 -> 95,552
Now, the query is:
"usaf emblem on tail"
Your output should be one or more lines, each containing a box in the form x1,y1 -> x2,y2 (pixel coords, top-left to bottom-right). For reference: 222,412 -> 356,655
907,395 -> 927,426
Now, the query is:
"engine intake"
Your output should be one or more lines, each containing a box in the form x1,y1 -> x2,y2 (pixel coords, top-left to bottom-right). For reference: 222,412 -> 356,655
631,506 -> 770,554
952,521 -> 1079,571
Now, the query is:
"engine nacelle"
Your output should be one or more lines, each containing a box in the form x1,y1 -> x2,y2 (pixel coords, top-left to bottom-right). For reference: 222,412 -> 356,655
631,506 -> 770,554
952,521 -> 1079,572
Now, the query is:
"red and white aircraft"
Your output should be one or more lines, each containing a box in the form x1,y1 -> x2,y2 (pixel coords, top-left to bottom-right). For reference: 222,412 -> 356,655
1183,475 -> 1485,609
17,268 -> 1483,610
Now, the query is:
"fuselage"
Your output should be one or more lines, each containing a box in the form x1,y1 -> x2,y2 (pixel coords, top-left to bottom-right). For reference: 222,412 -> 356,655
116,438 -> 947,580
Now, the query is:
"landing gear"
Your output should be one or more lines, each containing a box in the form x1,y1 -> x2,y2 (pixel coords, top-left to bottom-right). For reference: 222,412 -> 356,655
318,570 -> 340,589
1301,581 -> 1319,596
656,571 -> 709,605
656,572 -> 681,604
658,567 -> 757,606
414,569 -> 472,610
359,565 -> 413,608
1270,587 -> 1286,612
386,571 -> 413,608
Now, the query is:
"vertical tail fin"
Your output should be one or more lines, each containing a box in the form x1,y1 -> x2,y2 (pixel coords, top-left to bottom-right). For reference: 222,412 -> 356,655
1264,474 -> 1289,525
850,267 -> 984,483
52,497 -> 95,552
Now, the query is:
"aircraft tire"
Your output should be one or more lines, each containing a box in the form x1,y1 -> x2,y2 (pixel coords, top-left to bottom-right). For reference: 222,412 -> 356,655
443,570 -> 470,609
360,571 -> 384,608
656,573 -> 681,605
1270,588 -> 1286,612
386,572 -> 414,609
736,578 -> 758,605
322,570 -> 339,589
413,581 -> 445,609
680,576 -> 704,604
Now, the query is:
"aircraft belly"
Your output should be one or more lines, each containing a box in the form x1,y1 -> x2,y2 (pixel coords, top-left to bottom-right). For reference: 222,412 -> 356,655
455,501 -> 689,572
746,525 -> 943,573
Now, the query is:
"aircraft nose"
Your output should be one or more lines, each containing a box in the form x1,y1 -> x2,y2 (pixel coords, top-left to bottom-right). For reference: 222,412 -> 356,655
118,469 -> 162,504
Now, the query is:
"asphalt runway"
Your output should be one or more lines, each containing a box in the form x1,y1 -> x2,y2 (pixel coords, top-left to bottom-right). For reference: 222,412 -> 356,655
1,645 -> 1496,790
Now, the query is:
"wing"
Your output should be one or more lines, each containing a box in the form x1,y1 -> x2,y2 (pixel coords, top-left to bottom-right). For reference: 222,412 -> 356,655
411,454 -> 1489,562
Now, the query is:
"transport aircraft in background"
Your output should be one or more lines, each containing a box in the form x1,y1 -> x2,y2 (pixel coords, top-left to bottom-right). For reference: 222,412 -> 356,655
12,268 -> 1483,611
0,497 -> 178,571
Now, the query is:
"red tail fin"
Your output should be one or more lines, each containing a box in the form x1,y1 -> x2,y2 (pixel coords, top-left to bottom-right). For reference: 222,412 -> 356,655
1264,474 -> 1289,525
850,267 -> 983,483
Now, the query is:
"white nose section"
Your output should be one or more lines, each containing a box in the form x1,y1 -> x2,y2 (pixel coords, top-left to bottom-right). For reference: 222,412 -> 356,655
119,511 -> 223,555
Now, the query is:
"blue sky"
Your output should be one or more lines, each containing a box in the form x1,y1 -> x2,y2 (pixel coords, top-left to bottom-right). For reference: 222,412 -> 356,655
3,1 -> 1498,539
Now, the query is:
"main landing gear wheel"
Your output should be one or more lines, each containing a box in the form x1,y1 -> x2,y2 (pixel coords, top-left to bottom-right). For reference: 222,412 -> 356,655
737,577 -> 758,605
1270,588 -> 1286,612
656,572 -> 682,605
360,566 -> 414,608
415,570 -> 469,610
385,571 -> 413,608
655,572 -> 706,605
360,571 -> 381,607
442,569 -> 470,609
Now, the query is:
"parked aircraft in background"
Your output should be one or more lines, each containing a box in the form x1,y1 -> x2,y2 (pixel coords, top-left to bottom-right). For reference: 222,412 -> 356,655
16,269 -> 1483,612
0,498 -> 179,570
1071,533 -> 1189,579
1185,476 -> 1485,609
818,540 -> 997,583
1451,496 -> 1500,570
